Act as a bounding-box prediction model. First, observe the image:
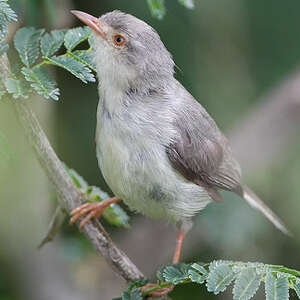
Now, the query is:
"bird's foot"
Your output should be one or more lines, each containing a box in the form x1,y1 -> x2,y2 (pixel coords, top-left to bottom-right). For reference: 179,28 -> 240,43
69,197 -> 121,229
140,283 -> 174,298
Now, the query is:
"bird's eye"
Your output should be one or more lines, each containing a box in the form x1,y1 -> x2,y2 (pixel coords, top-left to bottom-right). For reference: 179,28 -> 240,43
113,34 -> 126,47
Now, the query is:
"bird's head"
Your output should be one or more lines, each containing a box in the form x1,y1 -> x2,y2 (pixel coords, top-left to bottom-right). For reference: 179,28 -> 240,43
71,10 -> 175,92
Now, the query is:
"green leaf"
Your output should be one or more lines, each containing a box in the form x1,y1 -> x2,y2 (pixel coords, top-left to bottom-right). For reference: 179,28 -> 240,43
0,0 -> 17,38
295,282 -> 300,298
41,30 -> 65,57
66,167 -> 89,189
22,66 -> 60,101
4,77 -> 29,99
188,263 -> 208,284
45,55 -> 95,83
189,269 -> 207,284
178,0 -> 194,9
14,27 -> 44,67
207,264 -> 235,295
64,26 -> 91,51
0,0 -> 17,22
68,50 -> 96,72
209,260 -> 234,272
270,266 -> 300,278
122,288 -> 142,300
0,40 -> 8,56
233,268 -> 262,300
0,14 -> 8,39
163,264 -> 190,285
191,263 -> 209,276
147,0 -> 166,20
265,273 -> 289,300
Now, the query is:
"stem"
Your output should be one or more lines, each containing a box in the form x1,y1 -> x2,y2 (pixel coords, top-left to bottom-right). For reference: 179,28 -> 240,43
34,61 -> 48,68
66,51 -> 97,72
0,53 -> 144,283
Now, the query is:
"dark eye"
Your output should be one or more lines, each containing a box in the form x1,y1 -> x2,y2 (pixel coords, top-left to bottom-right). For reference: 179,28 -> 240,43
113,34 -> 126,46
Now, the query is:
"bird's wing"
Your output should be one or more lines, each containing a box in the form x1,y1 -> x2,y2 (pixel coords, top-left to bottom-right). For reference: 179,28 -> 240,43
166,90 -> 242,201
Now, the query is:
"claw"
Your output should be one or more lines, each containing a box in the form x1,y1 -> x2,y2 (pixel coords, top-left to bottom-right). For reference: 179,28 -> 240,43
70,203 -> 90,215
69,203 -> 101,225
70,206 -> 93,224
79,209 -> 101,229
69,197 -> 121,228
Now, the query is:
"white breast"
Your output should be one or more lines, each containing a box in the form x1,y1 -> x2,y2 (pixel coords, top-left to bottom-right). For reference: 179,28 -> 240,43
95,98 -> 211,222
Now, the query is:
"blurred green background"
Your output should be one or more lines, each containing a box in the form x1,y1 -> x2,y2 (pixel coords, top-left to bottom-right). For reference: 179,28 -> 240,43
0,0 -> 300,299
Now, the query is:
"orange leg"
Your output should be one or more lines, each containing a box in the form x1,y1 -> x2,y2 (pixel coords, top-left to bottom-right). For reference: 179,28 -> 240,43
172,229 -> 185,264
141,229 -> 185,298
69,197 -> 121,229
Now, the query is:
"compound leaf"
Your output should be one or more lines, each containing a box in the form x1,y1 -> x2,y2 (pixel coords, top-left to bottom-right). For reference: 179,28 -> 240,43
294,282 -> 300,298
14,27 -> 44,67
64,26 -> 91,51
0,40 -> 8,56
22,66 -> 59,101
191,263 -> 208,276
5,77 -> 29,99
189,269 -> 207,284
45,55 -> 95,83
0,0 -> 17,22
41,30 -> 65,57
147,0 -> 166,20
122,288 -> 142,300
207,264 -> 235,295
0,0 -> 17,38
265,273 -> 289,300
233,268 -> 262,300
189,263 -> 208,284
163,264 -> 190,285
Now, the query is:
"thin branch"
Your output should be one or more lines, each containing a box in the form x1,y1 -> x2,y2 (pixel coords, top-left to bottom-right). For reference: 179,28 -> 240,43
0,53 -> 144,283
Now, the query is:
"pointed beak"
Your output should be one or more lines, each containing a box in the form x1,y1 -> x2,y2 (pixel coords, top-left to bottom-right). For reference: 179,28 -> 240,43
71,10 -> 106,40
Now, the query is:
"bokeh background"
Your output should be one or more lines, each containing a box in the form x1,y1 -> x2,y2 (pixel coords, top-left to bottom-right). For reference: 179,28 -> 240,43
0,0 -> 300,299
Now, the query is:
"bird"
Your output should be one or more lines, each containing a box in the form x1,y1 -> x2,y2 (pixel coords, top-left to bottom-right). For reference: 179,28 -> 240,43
70,9 -> 289,296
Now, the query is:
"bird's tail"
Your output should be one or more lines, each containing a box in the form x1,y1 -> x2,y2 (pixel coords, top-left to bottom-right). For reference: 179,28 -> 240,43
241,185 -> 291,236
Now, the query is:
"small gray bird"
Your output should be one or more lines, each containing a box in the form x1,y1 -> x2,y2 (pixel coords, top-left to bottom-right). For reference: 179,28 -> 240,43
70,10 -> 289,272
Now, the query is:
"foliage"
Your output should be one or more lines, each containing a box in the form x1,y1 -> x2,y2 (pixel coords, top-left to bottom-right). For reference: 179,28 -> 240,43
4,25 -> 95,101
14,27 -> 45,67
0,40 -> 9,56
147,0 -> 194,19
116,261 -> 300,300
0,0 -> 17,38
0,1 -> 95,101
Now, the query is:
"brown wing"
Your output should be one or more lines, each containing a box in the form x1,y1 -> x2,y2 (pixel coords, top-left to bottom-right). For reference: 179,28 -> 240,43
166,97 -> 242,201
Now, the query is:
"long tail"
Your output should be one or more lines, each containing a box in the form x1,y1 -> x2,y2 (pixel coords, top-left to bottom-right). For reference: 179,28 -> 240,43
241,185 -> 291,236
